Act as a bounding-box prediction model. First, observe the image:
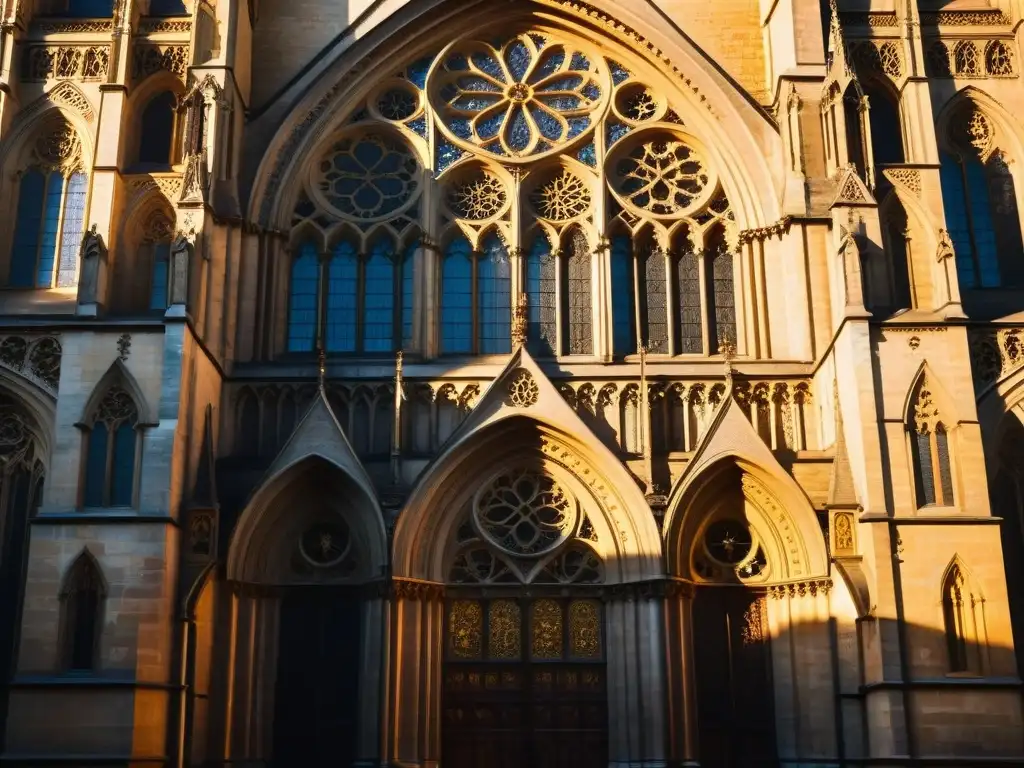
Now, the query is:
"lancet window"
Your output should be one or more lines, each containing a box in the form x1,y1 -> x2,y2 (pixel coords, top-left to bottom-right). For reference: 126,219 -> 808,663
939,106 -> 1024,289
60,552 -> 105,672
286,28 -> 739,359
940,559 -> 987,675
908,374 -> 955,509
9,120 -> 87,289
81,387 -> 140,508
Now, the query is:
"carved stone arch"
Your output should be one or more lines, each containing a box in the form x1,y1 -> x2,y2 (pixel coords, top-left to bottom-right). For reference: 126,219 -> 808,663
76,359 -> 156,428
60,547 -> 108,597
0,386 -> 52,474
0,85 -> 95,174
935,86 -> 1024,163
124,69 -> 186,165
903,361 -> 960,430
247,0 -> 780,233
940,552 -> 984,604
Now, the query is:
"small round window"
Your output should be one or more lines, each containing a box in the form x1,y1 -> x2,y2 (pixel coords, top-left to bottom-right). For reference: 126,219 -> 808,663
300,521 -> 351,568
703,519 -> 753,566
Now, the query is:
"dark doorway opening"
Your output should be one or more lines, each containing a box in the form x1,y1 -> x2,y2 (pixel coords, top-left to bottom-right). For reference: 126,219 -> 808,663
693,586 -> 778,767
272,588 -> 361,766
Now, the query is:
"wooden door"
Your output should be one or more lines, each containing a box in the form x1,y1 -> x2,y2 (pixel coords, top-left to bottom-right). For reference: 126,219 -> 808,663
272,589 -> 361,766
693,586 -> 778,768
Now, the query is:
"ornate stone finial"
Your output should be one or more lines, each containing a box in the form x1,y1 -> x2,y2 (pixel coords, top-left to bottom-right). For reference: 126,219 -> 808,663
512,292 -> 529,349
719,336 -> 737,376
395,349 -> 403,376
117,333 -> 131,362
317,347 -> 326,389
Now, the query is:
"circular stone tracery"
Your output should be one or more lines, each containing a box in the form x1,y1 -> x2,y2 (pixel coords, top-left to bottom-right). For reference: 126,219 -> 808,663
474,470 -> 576,557
431,32 -> 607,159
300,520 -> 352,568
610,131 -> 713,217
529,168 -> 591,222
314,132 -> 420,220
447,169 -> 508,220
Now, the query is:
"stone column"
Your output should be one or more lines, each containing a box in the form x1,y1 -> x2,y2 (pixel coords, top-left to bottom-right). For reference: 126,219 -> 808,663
607,583 -> 669,768
663,581 -> 699,767
386,579 -> 444,768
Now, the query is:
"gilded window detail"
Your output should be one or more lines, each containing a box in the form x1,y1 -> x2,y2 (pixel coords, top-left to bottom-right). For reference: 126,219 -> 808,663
474,470 -> 575,556
449,599 -> 483,659
488,599 -> 521,660
530,598 -> 563,659
569,600 -> 602,658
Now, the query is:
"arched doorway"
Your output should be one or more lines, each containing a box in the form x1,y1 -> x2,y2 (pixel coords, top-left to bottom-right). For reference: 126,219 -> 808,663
441,467 -> 608,768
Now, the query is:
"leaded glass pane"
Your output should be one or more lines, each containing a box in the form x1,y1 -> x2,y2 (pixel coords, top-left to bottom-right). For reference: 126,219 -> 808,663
568,599 -> 602,659
363,240 -> 396,352
566,229 -> 592,355
526,234 -> 557,356
11,171 -> 46,288
36,172 -> 65,288
530,598 -> 563,659
611,235 -> 636,356
56,172 -> 86,288
149,243 -> 170,310
707,244 -> 737,352
478,233 -> 511,354
110,422 -> 135,507
987,157 -> 1024,287
442,237 -> 473,354
913,430 -> 936,507
640,244 -> 669,354
83,424 -> 107,507
401,243 -> 415,348
326,240 -> 358,352
488,599 -> 521,660
936,428 -> 954,504
287,243 -> 319,353
449,599 -> 483,659
676,248 -> 703,354
963,157 -> 1001,288
940,153 -> 977,289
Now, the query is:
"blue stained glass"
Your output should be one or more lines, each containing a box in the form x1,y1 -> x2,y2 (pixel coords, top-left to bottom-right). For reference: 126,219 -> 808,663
609,60 -> 631,85
506,40 -> 532,81
939,153 -> 977,289
507,108 -> 531,152
531,107 -> 562,140
567,117 -> 590,139
446,53 -> 470,72
110,422 -> 135,507
36,172 -> 64,288
453,95 -> 501,111
440,84 -> 460,103
57,171 -> 84,288
458,76 -> 502,92
326,241 -> 358,352
402,243 -> 415,348
450,118 -> 473,139
139,92 -> 176,166
538,94 -> 580,111
539,75 -> 584,92
83,424 -> 108,507
288,243 -> 319,352
67,0 -> 113,17
364,240 -> 396,352
442,237 -> 473,354
486,141 -> 508,156
478,233 -> 511,354
471,52 -> 505,82
149,243 -> 170,310
436,139 -> 467,175
577,142 -> 597,167
582,83 -> 601,101
531,50 -> 566,82
606,121 -> 632,148
964,157 -> 1002,288
10,171 -> 46,288
536,140 -> 551,153
526,235 -> 557,356
569,52 -> 591,71
478,114 -> 504,140
611,236 -> 636,356
529,33 -> 547,49
407,57 -> 434,88
407,117 -> 428,138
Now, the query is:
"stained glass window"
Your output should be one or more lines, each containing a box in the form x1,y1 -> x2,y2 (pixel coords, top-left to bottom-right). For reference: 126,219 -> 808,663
35,173 -> 65,288
11,171 -> 47,288
56,173 -> 86,288
83,424 -> 107,507
363,239 -> 396,352
82,388 -> 139,509
707,239 -> 736,352
530,599 -> 563,659
611,235 -> 635,356
138,92 -> 176,167
565,229 -> 592,355
477,233 -> 511,354
488,599 -> 522,659
287,243 -> 319,353
937,427 -> 954,504
676,247 -> 703,354
568,599 -> 602,658
326,240 -> 358,352
149,243 -> 170,310
442,237 -> 473,354
526,234 -> 557,356
111,422 -> 136,506
402,242 -> 416,348
640,244 -> 669,354
913,430 -> 936,506
449,599 -> 483,659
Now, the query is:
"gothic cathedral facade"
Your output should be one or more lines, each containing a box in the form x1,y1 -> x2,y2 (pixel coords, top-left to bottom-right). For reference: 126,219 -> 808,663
0,0 -> 1024,765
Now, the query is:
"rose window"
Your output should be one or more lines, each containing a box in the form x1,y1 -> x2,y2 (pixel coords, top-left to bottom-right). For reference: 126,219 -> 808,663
474,470 -> 576,556
530,169 -> 591,222
610,132 -> 712,217
431,33 -> 605,159
447,169 -> 508,220
314,133 -> 420,220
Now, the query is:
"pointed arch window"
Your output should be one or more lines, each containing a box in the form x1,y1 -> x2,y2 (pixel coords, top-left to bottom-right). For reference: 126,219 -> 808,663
440,233 -> 511,355
706,231 -> 737,350
563,228 -> 593,355
137,91 -> 178,168
526,233 -> 557,356
909,375 -> 956,509
10,122 -> 88,289
610,235 -> 636,357
287,242 -> 320,353
940,109 -> 1024,289
864,81 -> 904,166
82,387 -> 140,508
941,561 -> 987,675
326,240 -> 359,352
60,553 -> 105,672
